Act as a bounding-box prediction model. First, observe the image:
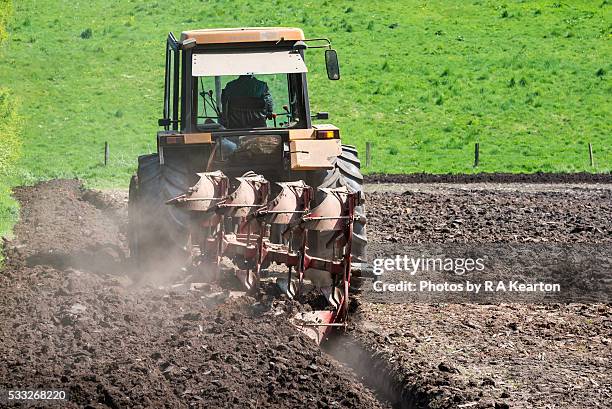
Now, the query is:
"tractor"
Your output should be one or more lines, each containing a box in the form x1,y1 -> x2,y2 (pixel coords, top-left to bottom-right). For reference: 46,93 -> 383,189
128,28 -> 367,342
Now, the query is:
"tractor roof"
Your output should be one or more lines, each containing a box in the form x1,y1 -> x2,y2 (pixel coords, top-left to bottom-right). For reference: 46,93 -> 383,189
180,27 -> 305,45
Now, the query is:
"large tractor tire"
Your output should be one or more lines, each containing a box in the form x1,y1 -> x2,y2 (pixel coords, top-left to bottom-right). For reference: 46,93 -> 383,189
128,154 -> 192,272
307,144 -> 367,263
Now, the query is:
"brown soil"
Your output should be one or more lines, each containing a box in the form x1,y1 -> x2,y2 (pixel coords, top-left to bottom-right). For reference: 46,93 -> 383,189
366,187 -> 611,244
11,180 -> 128,273
0,180 -> 386,408
2,178 -> 610,409
349,303 -> 611,409
351,183 -> 612,408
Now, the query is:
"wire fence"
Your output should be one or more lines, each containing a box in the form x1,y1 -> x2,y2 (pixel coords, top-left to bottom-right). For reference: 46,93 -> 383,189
97,140 -> 610,174
362,141 -> 610,173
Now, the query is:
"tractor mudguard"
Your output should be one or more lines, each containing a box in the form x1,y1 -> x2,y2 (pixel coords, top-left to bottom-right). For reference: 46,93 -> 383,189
289,139 -> 342,170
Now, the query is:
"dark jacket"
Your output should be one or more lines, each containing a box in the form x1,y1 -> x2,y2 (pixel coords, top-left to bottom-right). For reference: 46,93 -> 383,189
221,75 -> 273,115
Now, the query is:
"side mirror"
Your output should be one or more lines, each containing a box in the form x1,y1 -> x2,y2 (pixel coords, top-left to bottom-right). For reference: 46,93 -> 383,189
325,49 -> 340,80
158,118 -> 171,127
314,112 -> 329,120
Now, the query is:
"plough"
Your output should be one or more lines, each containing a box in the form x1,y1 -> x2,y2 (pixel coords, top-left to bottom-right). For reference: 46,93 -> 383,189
167,171 -> 359,344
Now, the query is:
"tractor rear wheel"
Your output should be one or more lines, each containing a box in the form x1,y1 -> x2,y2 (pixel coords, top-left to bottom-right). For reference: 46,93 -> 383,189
128,153 -> 192,272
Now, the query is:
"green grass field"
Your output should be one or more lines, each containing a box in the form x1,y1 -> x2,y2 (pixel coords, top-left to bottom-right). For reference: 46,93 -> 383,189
0,0 -> 610,191
0,0 -> 20,241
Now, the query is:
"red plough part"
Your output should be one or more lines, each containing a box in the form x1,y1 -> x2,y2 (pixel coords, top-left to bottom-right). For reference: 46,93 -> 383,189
167,171 -> 358,344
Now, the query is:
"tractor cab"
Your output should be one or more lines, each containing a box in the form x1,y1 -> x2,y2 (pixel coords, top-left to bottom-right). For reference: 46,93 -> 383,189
156,27 -> 344,177
159,28 -> 339,133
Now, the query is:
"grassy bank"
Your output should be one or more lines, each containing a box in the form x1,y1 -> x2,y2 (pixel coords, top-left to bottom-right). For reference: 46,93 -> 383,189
0,89 -> 21,236
0,0 -> 610,189
0,0 -> 20,241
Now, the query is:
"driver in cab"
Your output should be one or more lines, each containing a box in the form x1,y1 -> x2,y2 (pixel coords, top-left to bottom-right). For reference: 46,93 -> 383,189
221,74 -> 273,128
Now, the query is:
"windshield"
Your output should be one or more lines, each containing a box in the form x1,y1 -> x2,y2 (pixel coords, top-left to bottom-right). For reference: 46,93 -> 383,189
196,73 -> 307,130
192,49 -> 309,131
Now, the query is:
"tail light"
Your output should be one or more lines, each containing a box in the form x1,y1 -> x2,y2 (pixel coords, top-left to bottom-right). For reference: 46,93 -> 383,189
316,129 -> 339,139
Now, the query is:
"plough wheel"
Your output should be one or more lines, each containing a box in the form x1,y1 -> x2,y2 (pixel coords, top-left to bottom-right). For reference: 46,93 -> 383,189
307,144 -> 367,262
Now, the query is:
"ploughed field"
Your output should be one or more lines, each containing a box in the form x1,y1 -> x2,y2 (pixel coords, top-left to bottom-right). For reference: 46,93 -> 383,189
0,180 -> 385,409
1,177 -> 611,408
352,180 -> 612,408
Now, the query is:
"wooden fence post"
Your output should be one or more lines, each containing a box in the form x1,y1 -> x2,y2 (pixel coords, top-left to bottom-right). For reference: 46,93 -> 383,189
588,143 -> 594,168
104,142 -> 109,166
474,142 -> 480,167
365,142 -> 372,168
